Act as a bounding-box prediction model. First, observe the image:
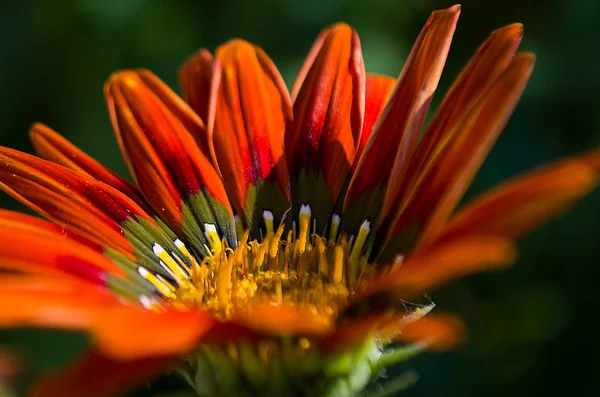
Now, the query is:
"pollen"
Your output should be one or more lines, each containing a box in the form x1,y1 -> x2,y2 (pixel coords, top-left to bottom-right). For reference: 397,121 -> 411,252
139,205 -> 377,322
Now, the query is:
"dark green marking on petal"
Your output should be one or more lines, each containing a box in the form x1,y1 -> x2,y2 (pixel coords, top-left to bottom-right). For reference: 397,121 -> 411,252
376,219 -> 422,264
291,170 -> 335,235
341,185 -> 386,239
104,249 -> 167,297
244,180 -> 291,239
183,189 -> 237,255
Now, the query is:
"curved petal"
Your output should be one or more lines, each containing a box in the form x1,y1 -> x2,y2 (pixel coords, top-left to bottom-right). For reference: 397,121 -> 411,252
29,123 -> 147,209
385,23 -> 524,233
32,350 -> 175,397
434,160 -> 598,244
0,275 -> 215,360
383,53 -> 535,256
0,147 -> 152,256
287,23 -> 366,228
358,236 -> 517,301
0,222 -> 120,283
179,48 -> 214,123
210,40 -> 292,233
105,70 -> 236,248
344,6 -> 460,234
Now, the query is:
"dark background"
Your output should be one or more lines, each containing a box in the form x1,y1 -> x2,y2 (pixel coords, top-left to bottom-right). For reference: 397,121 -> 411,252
1,0 -> 599,395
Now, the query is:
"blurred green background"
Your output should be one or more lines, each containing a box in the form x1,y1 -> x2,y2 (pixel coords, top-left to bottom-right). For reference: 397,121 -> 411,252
1,0 -> 599,395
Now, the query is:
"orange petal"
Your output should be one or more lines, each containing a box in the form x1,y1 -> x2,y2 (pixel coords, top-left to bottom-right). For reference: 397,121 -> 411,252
393,313 -> 466,351
286,23 -> 365,225
32,350 -> 175,397
179,48 -> 214,123
388,23 -> 524,224
29,123 -> 147,209
0,275 -> 215,360
0,208 -> 84,243
580,148 -> 600,170
386,53 -> 535,253
435,160 -> 598,244
355,73 -> 396,161
0,147 -> 151,256
105,70 -> 233,234
91,306 -> 214,360
0,222 -> 121,282
359,236 -> 517,301
345,6 -> 460,230
0,275 -> 123,330
210,40 -> 292,231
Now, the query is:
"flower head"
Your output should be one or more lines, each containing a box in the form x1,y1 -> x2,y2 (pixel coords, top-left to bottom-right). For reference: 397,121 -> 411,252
0,5 -> 598,396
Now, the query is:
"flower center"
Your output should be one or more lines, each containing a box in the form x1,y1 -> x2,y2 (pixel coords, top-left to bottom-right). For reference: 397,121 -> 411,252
136,205 -> 376,322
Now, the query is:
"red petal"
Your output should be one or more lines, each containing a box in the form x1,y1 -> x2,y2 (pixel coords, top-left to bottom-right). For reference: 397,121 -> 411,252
386,53 -> 535,253
210,40 -> 292,229
287,23 -> 366,221
345,6 -> 460,229
29,123 -> 147,209
387,24 -> 524,227
0,219 -> 120,283
179,48 -> 214,123
105,70 -> 232,232
434,160 -> 598,244
359,236 -> 516,301
0,275 -> 215,360
0,147 -> 151,256
32,350 -> 175,397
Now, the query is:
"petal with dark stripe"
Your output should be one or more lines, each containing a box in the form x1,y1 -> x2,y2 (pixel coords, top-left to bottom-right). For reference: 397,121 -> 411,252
287,23 -> 365,229
382,53 -> 535,256
0,147 -> 150,256
434,160 -> 598,244
105,70 -> 236,249
0,212 -> 120,283
382,23 -> 524,240
358,236 -> 516,301
344,6 -> 460,234
210,40 -> 292,234
29,123 -> 146,209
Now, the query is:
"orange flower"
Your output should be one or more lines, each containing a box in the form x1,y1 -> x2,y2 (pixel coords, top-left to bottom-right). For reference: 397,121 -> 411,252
0,5 -> 597,396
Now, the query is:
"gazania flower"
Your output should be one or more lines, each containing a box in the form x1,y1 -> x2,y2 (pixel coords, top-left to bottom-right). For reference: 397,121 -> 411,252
1,4 -> 598,396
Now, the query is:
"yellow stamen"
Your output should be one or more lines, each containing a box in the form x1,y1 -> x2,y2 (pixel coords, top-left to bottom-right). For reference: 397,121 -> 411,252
263,210 -> 275,237
348,220 -> 370,284
138,267 -> 176,298
205,223 -> 222,255
175,239 -> 198,271
153,244 -> 188,284
333,244 -> 344,283
269,224 -> 285,259
298,205 -> 311,254
329,213 -> 341,242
